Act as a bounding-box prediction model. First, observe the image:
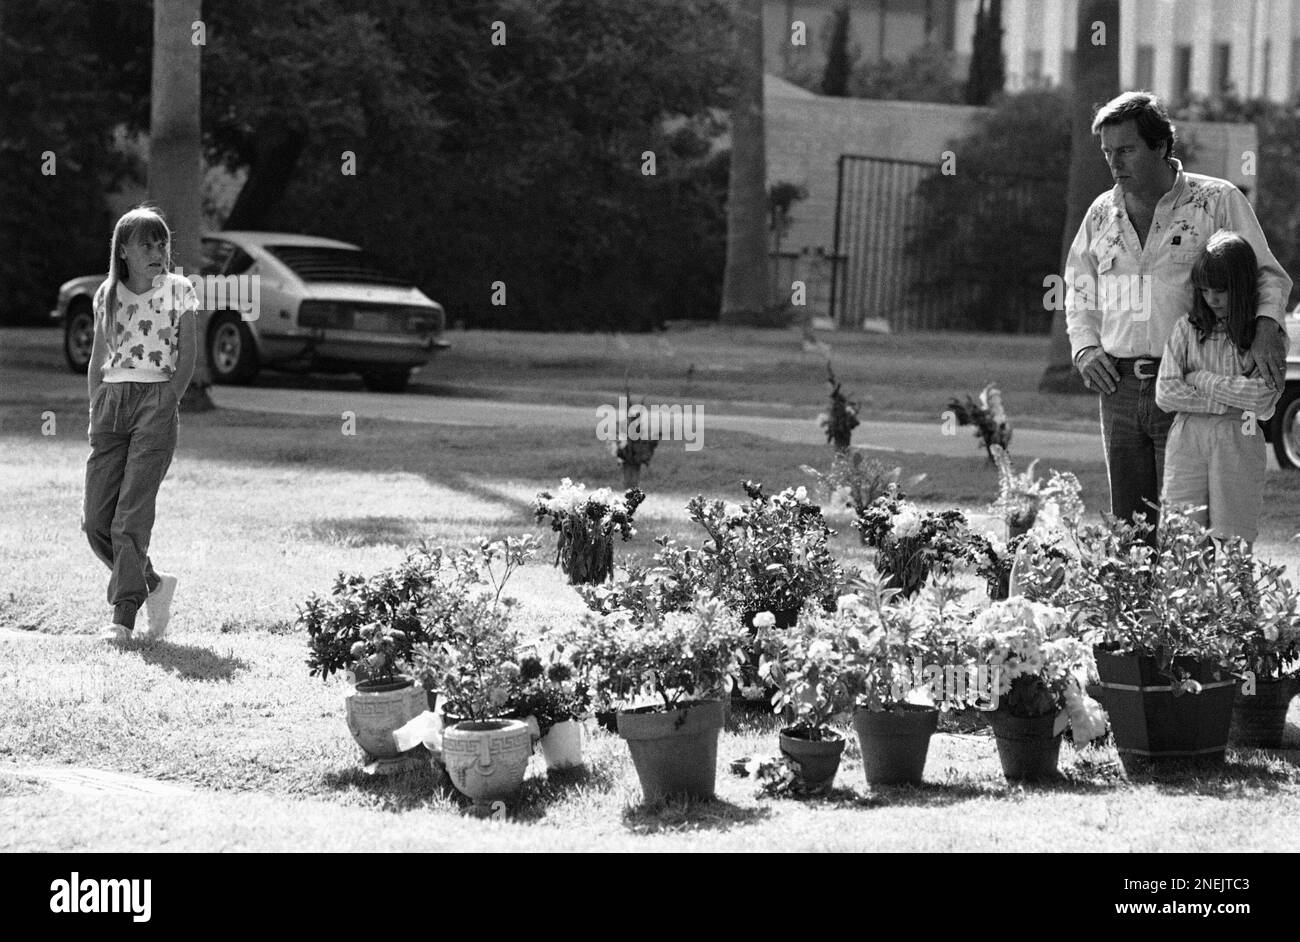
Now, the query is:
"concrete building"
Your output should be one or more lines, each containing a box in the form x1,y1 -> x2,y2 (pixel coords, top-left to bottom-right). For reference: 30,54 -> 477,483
770,1 -> 1300,106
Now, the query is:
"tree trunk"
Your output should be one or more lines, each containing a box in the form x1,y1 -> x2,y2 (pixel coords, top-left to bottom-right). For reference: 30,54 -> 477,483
721,0 -> 777,326
150,0 -> 214,411
1039,0 -> 1119,394
222,114 -> 307,230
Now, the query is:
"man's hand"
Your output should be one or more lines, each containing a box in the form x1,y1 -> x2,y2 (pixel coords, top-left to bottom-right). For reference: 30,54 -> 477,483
1076,346 -> 1119,394
1245,317 -> 1288,390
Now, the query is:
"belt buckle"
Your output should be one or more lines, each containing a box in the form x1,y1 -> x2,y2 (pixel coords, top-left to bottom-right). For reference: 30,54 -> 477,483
1133,358 -> 1157,380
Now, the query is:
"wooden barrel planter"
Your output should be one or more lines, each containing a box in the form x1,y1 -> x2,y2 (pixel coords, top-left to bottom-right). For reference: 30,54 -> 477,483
1229,676 -> 1298,749
1088,651 -> 1236,773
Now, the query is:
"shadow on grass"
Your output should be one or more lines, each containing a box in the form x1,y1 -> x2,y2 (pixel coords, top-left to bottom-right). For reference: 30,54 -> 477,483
138,642 -> 249,681
1128,750 -> 1300,795
284,516 -> 431,549
320,752 -> 455,813
621,794 -> 772,834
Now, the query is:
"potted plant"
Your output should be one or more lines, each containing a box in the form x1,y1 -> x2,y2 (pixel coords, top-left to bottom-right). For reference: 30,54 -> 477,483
508,647 -> 593,771
559,594 -> 750,803
969,597 -> 1109,782
1062,508 -> 1244,772
802,447 -> 926,544
853,485 -> 972,599
575,536 -> 705,622
987,445 -> 1084,541
687,481 -> 845,622
533,478 -> 645,585
688,481 -> 847,703
754,607 -> 865,793
300,547 -> 462,767
412,536 -> 538,809
1230,555 -> 1300,748
840,571 -> 974,787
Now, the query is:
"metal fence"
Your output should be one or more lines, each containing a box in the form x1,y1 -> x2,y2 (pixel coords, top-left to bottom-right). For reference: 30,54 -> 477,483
830,155 -> 1063,333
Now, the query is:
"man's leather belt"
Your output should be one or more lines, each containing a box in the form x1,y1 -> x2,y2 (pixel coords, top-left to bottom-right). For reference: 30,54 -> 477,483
1113,357 -> 1161,379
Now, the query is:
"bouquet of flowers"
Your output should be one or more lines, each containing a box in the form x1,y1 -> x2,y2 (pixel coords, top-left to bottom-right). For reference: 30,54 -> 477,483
969,597 -> 1108,741
816,363 -> 860,452
988,445 -> 1084,537
687,481 -> 845,616
506,645 -> 593,738
947,383 -> 1011,462
533,478 -> 645,585
853,484 -> 971,599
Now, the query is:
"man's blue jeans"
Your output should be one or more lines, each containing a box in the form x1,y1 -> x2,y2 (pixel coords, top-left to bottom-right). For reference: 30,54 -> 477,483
1099,374 -> 1175,531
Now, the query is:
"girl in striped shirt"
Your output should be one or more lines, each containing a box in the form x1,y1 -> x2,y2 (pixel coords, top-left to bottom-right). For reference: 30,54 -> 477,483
1155,230 -> 1280,548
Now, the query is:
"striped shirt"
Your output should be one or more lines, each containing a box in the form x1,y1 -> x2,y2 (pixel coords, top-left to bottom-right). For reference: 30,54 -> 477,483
1155,317 -> 1280,421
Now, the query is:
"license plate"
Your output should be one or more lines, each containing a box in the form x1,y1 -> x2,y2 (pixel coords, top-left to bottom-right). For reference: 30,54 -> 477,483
352,310 -> 396,332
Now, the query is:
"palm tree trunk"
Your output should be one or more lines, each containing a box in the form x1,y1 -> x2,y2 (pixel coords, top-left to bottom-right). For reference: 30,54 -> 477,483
150,0 -> 214,411
1039,0 -> 1119,394
721,0 -> 776,326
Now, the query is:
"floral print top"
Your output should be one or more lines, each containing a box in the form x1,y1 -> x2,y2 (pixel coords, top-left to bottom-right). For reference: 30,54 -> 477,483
93,273 -> 199,383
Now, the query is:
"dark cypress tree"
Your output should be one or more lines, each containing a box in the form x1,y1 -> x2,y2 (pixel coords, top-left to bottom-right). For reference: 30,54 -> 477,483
821,3 -> 852,97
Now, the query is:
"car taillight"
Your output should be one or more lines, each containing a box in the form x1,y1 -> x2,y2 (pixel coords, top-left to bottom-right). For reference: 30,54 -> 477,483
405,306 -> 441,334
298,301 -> 348,328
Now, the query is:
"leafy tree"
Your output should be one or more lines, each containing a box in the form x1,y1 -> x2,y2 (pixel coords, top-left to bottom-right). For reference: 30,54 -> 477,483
963,0 -> 1004,106
820,3 -> 852,97
909,90 -> 1069,332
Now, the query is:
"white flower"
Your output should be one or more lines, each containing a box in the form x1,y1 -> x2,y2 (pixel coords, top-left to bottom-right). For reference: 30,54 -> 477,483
837,593 -> 864,613
752,611 -> 776,628
794,486 -> 808,501
892,507 -> 923,540
807,639 -> 833,659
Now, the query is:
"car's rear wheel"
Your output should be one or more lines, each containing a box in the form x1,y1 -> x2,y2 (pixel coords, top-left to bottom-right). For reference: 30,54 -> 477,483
64,299 -> 94,374
361,368 -> 411,393
1272,386 -> 1300,470
207,311 -> 259,384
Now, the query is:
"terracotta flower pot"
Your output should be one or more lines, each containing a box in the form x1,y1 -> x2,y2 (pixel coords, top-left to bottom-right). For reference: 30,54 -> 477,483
986,708 -> 1062,782
345,677 -> 428,760
1230,676 -> 1298,749
852,704 -> 938,786
778,727 -> 845,790
617,700 -> 724,802
441,718 -> 534,806
1089,651 -> 1236,773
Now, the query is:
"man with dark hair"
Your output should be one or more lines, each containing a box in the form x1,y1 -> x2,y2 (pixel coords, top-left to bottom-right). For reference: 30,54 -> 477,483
1064,90 -> 1291,531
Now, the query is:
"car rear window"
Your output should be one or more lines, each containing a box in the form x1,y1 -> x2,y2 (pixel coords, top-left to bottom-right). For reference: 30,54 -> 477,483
264,246 -> 412,287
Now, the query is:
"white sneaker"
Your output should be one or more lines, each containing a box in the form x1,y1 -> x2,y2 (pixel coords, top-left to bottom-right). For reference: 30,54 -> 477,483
142,573 -> 178,641
99,623 -> 131,642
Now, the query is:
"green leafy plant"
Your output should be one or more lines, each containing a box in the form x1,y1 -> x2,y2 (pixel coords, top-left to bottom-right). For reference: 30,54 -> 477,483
575,536 -> 704,621
835,570 -> 975,713
557,594 -> 750,711
755,607 -> 864,737
968,597 -> 1108,742
409,535 -> 540,722
687,480 -> 846,616
534,479 -> 645,585
507,646 -> 593,738
299,538 -> 535,685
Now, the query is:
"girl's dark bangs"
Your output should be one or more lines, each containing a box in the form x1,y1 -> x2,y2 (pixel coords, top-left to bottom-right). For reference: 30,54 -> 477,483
120,213 -> 170,246
1190,250 -> 1230,289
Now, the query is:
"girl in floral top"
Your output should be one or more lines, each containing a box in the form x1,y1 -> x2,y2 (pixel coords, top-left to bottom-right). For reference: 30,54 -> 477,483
85,206 -> 198,641
1155,230 -> 1281,547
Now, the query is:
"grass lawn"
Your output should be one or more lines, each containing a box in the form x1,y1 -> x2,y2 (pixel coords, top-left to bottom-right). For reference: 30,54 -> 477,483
3,401 -> 1300,852
421,325 -> 1105,431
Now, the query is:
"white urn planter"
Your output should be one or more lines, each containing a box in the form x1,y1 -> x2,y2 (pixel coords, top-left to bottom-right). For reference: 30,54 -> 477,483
441,719 -> 533,807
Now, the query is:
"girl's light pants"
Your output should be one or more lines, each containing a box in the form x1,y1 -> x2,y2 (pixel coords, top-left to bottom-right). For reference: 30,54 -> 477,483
82,382 -> 178,629
1161,410 -> 1266,544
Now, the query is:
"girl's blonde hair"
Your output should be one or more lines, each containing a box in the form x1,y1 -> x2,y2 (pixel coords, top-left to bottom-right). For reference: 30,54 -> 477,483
99,205 -> 172,351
